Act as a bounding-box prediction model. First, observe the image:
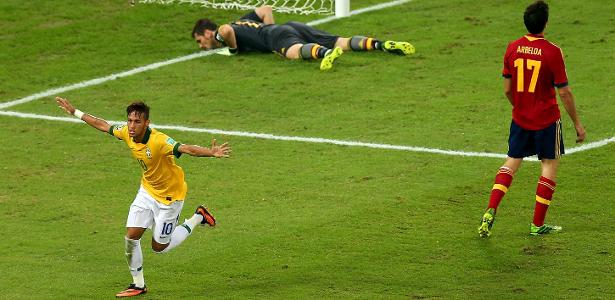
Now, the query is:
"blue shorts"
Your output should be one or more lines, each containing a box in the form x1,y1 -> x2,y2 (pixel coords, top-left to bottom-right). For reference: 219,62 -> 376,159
507,120 -> 564,160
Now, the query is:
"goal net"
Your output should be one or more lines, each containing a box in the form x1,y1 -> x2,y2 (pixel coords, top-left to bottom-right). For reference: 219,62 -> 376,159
138,0 -> 349,16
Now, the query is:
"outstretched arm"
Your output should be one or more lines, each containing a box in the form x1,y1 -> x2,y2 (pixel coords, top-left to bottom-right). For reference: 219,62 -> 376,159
558,86 -> 586,143
178,139 -> 231,158
56,96 -> 111,133
255,5 -> 275,24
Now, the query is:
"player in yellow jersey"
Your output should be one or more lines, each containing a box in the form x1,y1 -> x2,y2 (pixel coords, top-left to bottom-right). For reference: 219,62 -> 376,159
55,96 -> 231,298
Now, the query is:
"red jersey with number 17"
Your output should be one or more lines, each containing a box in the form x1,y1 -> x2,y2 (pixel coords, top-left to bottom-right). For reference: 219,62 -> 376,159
502,33 -> 568,130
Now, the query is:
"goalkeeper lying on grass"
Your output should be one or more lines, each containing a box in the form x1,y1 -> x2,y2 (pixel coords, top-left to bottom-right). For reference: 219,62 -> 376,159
192,5 -> 415,70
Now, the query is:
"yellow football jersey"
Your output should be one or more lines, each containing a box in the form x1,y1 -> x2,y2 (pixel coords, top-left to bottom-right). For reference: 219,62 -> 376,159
109,125 -> 187,205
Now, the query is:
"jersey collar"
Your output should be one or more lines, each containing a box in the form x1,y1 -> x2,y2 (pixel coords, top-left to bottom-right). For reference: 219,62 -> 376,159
134,127 -> 152,144
525,33 -> 545,41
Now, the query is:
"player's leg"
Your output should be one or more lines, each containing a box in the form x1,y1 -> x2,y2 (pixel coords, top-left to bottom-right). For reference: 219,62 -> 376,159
284,43 -> 342,71
273,25 -> 317,60
284,43 -> 303,59
530,158 -> 560,235
117,227 -> 148,297
151,202 -> 216,253
284,21 -> 339,50
478,157 -> 522,237
341,36 -> 383,52
278,22 -> 343,70
478,120 -> 529,237
530,121 -> 564,235
156,205 -> 215,252
296,42 -> 342,71
335,36 -> 415,55
117,188 -> 153,297
285,43 -> 329,60
489,158 -> 523,212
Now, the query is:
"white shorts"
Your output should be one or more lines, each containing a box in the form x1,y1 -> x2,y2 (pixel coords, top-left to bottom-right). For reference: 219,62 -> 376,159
126,186 -> 184,244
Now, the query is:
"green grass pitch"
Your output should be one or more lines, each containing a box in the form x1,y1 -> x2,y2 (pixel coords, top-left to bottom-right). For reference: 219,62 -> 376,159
1,0 -> 614,298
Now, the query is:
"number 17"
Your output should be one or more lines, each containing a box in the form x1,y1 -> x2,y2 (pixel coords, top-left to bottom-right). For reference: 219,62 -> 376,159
513,58 -> 541,93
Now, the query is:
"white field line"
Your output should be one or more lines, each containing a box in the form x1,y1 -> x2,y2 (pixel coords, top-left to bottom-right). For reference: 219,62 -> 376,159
0,0 -> 411,110
0,110 -> 507,158
0,51 -> 216,110
3,110 -> 612,159
309,0 -> 412,26
566,136 -> 615,154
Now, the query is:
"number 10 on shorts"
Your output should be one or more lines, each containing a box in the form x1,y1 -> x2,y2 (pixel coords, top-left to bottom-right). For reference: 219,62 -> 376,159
161,222 -> 174,235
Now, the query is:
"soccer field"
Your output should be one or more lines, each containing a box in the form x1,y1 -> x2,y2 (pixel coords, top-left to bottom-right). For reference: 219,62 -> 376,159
1,0 -> 614,298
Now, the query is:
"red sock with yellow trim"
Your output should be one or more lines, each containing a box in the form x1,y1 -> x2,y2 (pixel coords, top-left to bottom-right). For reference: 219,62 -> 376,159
487,167 -> 514,211
533,176 -> 556,226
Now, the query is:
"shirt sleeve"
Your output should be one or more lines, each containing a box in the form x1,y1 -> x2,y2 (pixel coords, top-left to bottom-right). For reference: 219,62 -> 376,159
214,30 -> 226,45
108,124 -> 127,141
552,48 -> 569,88
502,43 -> 513,78
159,134 -> 182,158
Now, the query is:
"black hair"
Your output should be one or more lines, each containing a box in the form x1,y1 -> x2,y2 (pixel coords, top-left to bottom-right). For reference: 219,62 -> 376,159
524,1 -> 549,34
126,101 -> 150,120
192,19 -> 218,38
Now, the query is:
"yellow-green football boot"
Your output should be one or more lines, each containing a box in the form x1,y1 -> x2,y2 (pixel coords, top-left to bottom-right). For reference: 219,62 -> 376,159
383,41 -> 415,55
320,47 -> 343,71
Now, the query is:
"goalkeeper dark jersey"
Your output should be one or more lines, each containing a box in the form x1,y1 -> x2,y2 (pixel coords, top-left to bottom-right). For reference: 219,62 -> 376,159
221,10 -> 339,56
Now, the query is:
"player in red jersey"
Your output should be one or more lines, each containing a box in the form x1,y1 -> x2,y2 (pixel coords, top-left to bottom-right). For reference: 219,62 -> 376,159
478,0 -> 586,237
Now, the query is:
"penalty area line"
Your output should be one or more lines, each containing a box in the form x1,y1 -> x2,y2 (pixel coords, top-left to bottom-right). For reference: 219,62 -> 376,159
0,110 -> 509,159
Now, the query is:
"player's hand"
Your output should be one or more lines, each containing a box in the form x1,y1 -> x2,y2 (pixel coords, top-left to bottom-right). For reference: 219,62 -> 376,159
55,96 -> 76,115
575,122 -> 586,143
210,139 -> 231,158
215,47 -> 236,56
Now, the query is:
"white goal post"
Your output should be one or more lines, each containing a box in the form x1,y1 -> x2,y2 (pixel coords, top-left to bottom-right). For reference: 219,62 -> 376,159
139,0 -> 350,17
